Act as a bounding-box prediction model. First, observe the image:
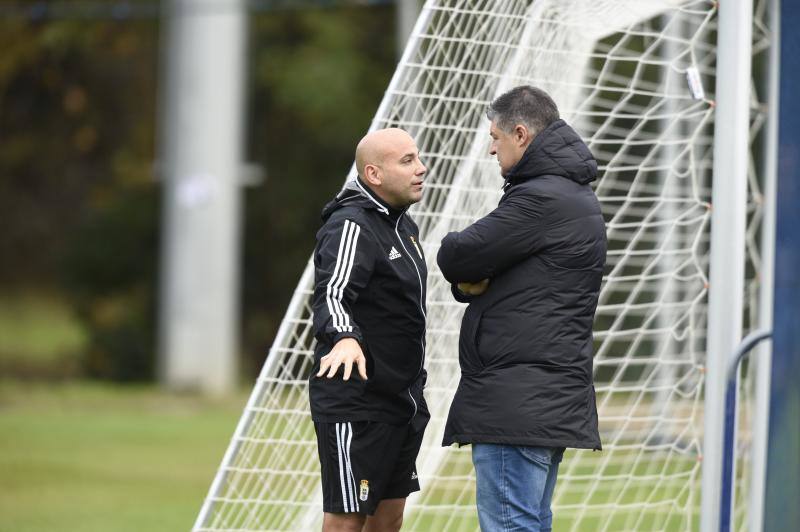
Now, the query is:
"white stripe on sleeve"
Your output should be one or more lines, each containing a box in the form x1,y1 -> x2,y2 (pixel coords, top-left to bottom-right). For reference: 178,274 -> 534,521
335,223 -> 360,332
326,220 -> 361,333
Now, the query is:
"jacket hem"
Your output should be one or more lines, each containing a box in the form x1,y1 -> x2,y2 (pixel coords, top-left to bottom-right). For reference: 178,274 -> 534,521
312,411 -> 419,427
442,432 -> 601,451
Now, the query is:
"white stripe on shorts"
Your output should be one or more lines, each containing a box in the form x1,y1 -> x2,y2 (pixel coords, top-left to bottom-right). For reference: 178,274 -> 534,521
335,422 -> 350,512
344,422 -> 359,511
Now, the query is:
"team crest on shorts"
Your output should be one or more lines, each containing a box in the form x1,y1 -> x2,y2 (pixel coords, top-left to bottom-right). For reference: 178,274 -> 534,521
359,480 -> 369,501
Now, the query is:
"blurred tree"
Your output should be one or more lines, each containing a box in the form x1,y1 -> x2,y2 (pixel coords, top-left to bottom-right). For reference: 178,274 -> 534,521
0,4 -> 396,380
0,16 -> 160,380
0,18 -> 158,284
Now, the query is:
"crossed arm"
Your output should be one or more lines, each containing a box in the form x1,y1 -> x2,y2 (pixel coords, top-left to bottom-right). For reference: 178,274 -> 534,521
437,190 -> 547,298
457,278 -> 490,296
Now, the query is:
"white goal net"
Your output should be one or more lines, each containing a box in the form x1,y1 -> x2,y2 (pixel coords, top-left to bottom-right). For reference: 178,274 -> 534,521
194,1 -> 773,530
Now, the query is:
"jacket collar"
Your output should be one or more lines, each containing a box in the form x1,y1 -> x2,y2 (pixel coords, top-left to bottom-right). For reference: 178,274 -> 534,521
355,177 -> 405,221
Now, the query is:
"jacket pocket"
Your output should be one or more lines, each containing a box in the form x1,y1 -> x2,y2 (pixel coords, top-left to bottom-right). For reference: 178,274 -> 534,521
458,306 -> 485,376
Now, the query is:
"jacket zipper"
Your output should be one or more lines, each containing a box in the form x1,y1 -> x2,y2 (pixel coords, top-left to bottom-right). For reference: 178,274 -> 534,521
394,214 -> 426,420
410,235 -> 423,259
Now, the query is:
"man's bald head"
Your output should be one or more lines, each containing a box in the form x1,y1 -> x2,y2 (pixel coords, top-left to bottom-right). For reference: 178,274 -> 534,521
355,128 -> 415,178
355,128 -> 426,209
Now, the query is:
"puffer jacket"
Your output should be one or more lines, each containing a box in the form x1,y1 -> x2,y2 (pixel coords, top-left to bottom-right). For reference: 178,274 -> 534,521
437,119 -> 606,449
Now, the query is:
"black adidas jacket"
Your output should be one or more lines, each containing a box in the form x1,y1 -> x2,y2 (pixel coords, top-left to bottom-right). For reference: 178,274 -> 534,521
309,178 -> 429,429
438,119 -> 606,450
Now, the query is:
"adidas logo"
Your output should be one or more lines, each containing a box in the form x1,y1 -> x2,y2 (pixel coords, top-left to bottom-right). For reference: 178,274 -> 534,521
411,471 -> 418,480
388,247 -> 402,260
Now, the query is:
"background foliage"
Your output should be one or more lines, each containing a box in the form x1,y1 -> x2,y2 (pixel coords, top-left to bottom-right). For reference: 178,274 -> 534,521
0,4 -> 397,380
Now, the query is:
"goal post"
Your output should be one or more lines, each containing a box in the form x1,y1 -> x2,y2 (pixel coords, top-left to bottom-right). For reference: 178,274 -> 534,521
702,0 -> 753,530
193,1 -> 774,531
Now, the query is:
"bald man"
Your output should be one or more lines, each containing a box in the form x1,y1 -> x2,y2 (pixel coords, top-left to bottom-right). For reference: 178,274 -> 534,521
309,128 -> 429,532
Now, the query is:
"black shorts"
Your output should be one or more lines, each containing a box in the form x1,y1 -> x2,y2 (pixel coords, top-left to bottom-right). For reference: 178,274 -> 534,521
314,420 -> 425,515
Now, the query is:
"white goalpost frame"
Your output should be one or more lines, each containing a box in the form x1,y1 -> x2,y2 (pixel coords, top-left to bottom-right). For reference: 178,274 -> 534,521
192,1 -> 776,530
192,261 -> 314,529
701,0 -> 753,529
749,0 -> 779,529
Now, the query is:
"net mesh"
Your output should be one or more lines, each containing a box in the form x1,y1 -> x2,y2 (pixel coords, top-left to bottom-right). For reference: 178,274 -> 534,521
194,1 -> 772,530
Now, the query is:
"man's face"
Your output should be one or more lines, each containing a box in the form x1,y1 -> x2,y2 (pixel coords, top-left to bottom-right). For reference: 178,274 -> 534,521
489,120 -> 526,177
376,134 -> 427,208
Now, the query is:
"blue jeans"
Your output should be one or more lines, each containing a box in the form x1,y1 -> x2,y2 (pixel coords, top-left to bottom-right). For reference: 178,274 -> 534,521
472,444 -> 565,532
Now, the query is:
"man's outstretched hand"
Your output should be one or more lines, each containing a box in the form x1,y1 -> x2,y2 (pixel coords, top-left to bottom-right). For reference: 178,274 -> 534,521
316,337 -> 368,381
457,278 -> 490,296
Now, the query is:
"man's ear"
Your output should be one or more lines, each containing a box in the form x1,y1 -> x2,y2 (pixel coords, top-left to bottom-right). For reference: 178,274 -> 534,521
514,124 -> 531,147
364,164 -> 381,186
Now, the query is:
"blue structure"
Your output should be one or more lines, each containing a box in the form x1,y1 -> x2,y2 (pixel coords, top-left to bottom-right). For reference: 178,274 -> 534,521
764,1 -> 800,530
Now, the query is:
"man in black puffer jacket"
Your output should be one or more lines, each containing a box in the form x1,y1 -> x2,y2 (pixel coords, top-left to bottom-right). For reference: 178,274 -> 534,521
437,86 -> 607,532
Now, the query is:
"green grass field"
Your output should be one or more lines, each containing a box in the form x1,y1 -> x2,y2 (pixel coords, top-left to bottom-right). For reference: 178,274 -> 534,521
0,381 -> 247,532
0,379 -> 718,532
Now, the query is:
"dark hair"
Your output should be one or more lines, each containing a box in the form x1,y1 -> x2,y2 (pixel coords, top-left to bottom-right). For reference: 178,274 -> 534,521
486,85 -> 560,135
